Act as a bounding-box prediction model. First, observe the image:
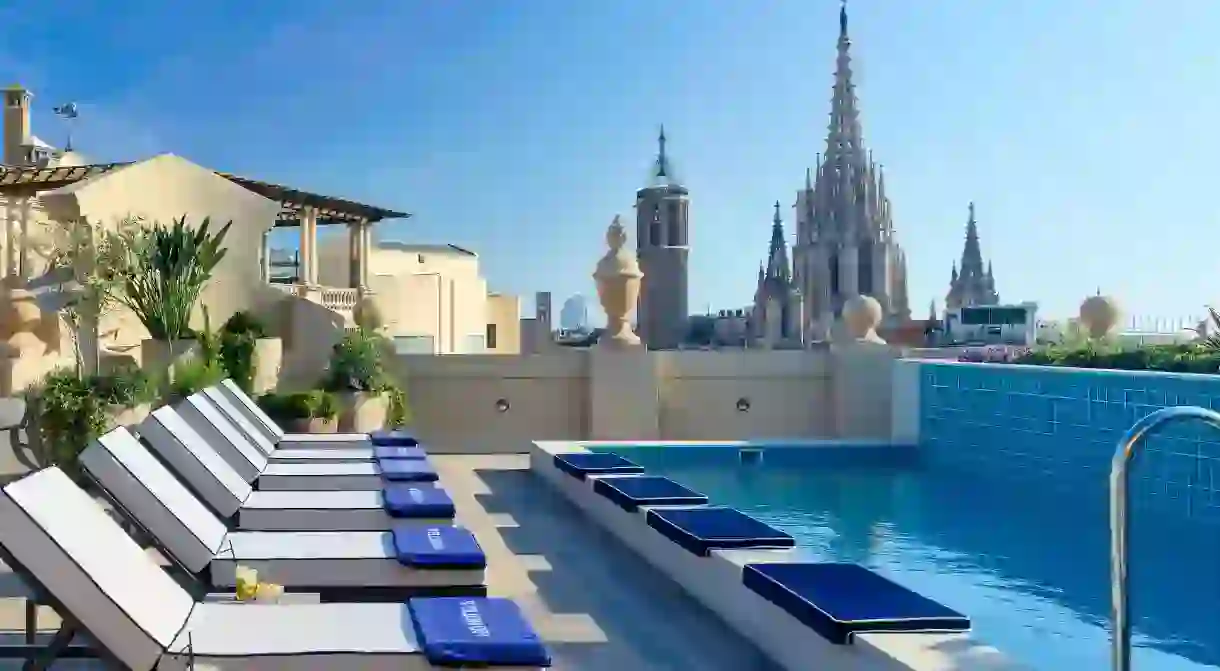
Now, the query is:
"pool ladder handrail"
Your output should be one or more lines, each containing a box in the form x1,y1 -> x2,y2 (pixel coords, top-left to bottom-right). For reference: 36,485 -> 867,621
1110,405 -> 1220,671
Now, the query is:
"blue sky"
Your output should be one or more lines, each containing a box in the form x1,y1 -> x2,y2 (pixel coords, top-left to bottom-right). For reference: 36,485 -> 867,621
2,0 -> 1217,322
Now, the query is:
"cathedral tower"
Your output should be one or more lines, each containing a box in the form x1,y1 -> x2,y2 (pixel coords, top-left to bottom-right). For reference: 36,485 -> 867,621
791,2 -> 910,340
945,202 -> 1000,310
635,125 -> 690,349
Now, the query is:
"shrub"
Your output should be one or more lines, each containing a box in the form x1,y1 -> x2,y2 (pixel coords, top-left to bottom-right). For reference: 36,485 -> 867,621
169,356 -> 227,402
1010,342 -> 1220,374
91,364 -> 159,408
219,311 -> 269,394
320,328 -> 412,426
27,370 -> 109,480
257,390 -> 337,422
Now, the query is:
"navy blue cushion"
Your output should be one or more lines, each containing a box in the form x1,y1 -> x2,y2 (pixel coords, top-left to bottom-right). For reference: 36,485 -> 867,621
374,445 -> 427,460
370,429 -> 419,446
645,506 -> 794,556
593,475 -> 708,512
392,525 -> 487,568
379,458 -> 439,482
742,563 -> 970,644
383,484 -> 456,518
552,452 -> 644,480
408,597 -> 551,666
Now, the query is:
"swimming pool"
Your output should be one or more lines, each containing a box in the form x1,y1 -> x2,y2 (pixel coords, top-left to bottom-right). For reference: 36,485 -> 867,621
589,443 -> 1220,671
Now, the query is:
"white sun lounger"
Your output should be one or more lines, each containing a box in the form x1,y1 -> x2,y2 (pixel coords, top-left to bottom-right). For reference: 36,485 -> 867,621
0,468 -> 550,670
177,393 -> 376,481
212,379 -> 405,450
141,406 -> 440,495
78,430 -> 485,601
89,427 -> 454,532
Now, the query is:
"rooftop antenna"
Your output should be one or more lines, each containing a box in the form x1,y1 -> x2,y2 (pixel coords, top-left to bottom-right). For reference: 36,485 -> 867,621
51,102 -> 79,151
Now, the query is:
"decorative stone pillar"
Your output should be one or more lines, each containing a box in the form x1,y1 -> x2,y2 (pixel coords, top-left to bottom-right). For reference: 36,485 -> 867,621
593,215 -> 643,349
840,294 -> 886,344
1079,294 -> 1119,340
359,220 -> 372,290
3,196 -> 15,279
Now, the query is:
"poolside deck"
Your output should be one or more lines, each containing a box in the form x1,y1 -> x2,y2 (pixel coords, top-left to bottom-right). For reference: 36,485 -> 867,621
0,451 -> 779,670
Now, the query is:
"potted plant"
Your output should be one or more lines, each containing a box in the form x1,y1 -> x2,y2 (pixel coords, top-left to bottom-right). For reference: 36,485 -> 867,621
319,328 -> 400,432
101,215 -> 232,374
25,369 -> 109,483
256,390 -> 338,433
219,311 -> 281,395
91,363 -> 159,427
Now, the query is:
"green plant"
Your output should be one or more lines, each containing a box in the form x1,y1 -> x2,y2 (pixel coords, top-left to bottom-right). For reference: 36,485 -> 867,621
91,364 -> 158,408
1012,342 -> 1220,374
322,328 -> 391,392
256,390 -> 337,421
168,356 -> 227,402
385,384 -> 412,427
218,311 -> 269,394
27,369 -> 109,479
1191,306 -> 1220,352
105,215 -> 232,342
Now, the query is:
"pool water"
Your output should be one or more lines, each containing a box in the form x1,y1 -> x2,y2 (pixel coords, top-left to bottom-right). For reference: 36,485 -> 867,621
606,446 -> 1220,671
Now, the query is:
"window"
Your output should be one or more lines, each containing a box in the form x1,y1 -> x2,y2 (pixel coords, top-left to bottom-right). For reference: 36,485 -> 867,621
857,242 -> 873,296
667,201 -> 682,245
393,335 -> 435,354
486,323 -> 498,349
829,253 -> 840,295
650,222 -> 661,246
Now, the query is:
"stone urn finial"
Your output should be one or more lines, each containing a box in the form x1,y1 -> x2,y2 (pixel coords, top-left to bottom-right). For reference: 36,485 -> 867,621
1079,294 -> 1120,339
594,215 -> 644,349
841,294 -> 886,344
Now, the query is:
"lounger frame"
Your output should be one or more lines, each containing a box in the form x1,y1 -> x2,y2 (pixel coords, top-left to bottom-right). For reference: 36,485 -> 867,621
80,440 -> 485,603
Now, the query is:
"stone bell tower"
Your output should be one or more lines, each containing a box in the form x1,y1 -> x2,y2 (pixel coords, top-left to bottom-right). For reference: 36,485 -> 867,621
634,125 -> 690,350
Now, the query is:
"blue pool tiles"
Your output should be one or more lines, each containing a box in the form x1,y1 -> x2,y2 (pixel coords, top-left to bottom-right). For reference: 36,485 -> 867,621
919,362 -> 1220,524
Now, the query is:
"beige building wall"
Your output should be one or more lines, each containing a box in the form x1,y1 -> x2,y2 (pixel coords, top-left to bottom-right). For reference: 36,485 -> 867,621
393,346 -> 898,452
318,241 -> 512,355
37,154 -> 284,347
485,293 -> 521,354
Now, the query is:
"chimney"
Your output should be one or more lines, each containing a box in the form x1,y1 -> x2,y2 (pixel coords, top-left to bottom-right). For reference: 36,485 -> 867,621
3,85 -> 32,166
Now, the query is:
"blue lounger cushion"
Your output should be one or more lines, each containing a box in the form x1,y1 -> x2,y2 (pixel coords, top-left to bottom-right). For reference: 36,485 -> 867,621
593,475 -> 708,512
646,506 -> 795,556
742,563 -> 970,644
552,452 -> 644,480
383,484 -> 457,518
370,429 -> 419,446
392,525 -> 487,568
379,458 -> 440,482
374,445 -> 427,460
409,597 -> 552,667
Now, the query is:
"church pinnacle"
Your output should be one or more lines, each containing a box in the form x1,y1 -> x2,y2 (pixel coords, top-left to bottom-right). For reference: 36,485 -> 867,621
946,202 -> 1000,310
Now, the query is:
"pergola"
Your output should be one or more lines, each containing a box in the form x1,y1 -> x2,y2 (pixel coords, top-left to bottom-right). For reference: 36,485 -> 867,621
0,162 -> 410,288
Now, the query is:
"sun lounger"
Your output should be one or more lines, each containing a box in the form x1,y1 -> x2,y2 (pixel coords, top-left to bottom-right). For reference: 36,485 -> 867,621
141,406 -> 439,496
179,392 -> 378,475
78,431 -> 484,601
0,467 -> 550,669
210,379 -> 420,449
86,427 -> 455,532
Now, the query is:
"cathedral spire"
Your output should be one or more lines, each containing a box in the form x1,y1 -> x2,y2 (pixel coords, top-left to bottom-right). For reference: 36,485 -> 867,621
825,0 -> 863,164
766,200 -> 791,283
959,202 -> 984,275
649,124 -> 680,187
946,202 -> 1000,310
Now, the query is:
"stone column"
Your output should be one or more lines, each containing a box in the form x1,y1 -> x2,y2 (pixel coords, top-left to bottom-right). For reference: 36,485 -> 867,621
347,221 -> 361,288
260,231 -> 271,283
359,220 -> 371,289
18,197 -> 30,279
298,206 -> 316,285
840,244 -> 859,302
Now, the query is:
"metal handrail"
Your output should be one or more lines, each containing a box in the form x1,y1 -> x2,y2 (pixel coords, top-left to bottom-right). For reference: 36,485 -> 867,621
1110,405 -> 1220,671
